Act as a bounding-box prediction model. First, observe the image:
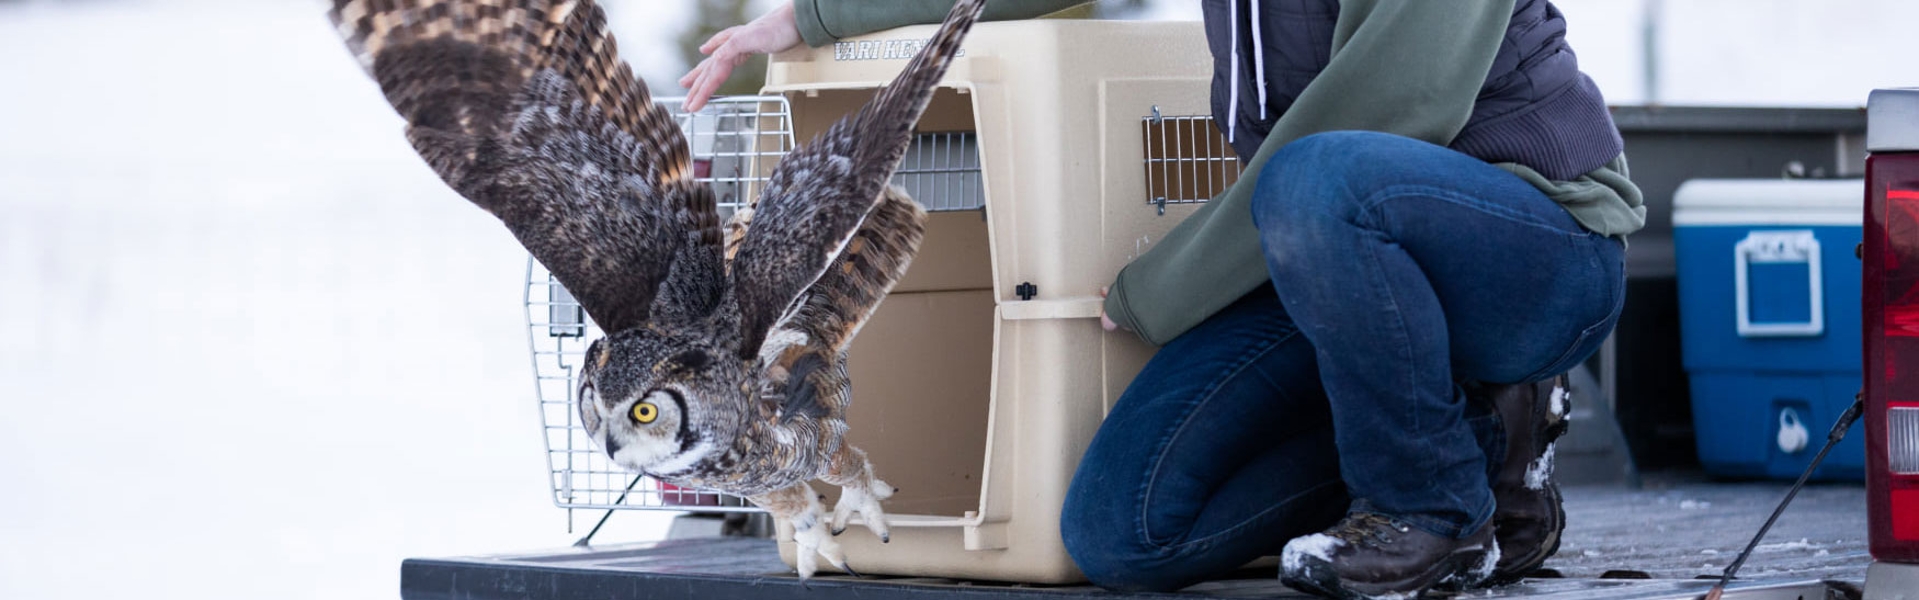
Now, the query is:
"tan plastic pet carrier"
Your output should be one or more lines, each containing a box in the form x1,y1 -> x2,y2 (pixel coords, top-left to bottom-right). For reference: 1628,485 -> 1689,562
760,19 -> 1237,583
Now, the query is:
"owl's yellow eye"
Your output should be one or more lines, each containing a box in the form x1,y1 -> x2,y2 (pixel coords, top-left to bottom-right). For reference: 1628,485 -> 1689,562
630,401 -> 659,424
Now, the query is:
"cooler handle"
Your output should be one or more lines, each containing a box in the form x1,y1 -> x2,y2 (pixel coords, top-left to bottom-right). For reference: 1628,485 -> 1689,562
1733,230 -> 1824,337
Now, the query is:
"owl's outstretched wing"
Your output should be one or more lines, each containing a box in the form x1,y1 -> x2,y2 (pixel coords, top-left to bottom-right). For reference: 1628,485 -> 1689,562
756,187 -> 925,422
777,187 -> 925,353
331,0 -> 719,333
729,0 -> 984,360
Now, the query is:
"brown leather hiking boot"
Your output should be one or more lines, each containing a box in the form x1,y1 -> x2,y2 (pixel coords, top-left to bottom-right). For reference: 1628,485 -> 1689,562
1279,512 -> 1498,599
1474,374 -> 1572,585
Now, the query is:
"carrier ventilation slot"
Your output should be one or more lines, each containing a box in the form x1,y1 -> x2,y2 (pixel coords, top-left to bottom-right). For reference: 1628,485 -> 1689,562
1142,112 -> 1240,205
895,131 -> 986,212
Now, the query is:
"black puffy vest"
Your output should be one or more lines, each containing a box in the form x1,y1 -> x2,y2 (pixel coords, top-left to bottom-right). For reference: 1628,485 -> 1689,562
1203,0 -> 1623,180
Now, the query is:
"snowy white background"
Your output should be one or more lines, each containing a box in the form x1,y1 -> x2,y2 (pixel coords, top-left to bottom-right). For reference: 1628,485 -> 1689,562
1,1 -> 1914,599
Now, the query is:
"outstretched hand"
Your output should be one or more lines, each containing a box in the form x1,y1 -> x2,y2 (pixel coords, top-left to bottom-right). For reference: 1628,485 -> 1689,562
679,1 -> 803,112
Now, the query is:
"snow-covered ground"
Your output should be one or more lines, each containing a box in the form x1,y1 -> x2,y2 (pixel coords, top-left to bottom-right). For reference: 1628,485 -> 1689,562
0,1 -> 1913,599
0,3 -> 678,600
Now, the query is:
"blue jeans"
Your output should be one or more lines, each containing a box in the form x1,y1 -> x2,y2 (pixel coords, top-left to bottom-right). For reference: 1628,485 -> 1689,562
1061,132 -> 1625,591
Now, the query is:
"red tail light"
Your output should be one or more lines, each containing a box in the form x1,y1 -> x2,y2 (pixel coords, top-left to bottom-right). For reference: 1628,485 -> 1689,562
1865,88 -> 1919,562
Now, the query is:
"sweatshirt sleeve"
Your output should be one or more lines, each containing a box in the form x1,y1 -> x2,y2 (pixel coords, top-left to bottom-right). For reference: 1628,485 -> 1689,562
1103,0 -> 1518,345
795,0 -> 1090,47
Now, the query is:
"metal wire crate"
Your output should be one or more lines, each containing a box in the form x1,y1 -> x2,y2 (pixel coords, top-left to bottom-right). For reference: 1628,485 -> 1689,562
656,95 -> 797,216
1142,110 -> 1241,209
525,98 -> 989,515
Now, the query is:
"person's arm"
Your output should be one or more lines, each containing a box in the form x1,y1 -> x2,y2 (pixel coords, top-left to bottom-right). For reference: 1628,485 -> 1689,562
1102,0 -> 1518,344
682,0 -> 1084,111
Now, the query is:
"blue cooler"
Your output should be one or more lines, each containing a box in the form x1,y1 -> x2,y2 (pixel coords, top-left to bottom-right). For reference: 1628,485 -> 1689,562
1674,179 -> 1866,480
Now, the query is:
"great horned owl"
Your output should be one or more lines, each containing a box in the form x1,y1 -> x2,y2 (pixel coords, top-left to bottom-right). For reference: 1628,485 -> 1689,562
328,0 -> 985,578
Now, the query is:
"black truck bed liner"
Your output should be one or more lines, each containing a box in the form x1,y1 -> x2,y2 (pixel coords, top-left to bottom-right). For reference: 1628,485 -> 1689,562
401,480 -> 1867,599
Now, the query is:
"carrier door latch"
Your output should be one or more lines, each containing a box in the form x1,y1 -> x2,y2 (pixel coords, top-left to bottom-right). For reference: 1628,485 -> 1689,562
1016,282 -> 1038,301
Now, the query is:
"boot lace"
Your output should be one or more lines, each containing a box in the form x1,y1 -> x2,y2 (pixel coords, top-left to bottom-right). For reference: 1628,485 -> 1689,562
1327,512 -> 1414,549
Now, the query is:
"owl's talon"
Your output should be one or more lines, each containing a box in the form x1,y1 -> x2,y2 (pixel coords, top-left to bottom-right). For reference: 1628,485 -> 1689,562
829,476 -> 895,544
831,526 -> 845,536
792,519 -> 846,580
767,482 -> 852,580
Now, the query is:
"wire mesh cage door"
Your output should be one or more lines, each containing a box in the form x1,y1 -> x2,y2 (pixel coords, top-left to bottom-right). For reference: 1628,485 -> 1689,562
527,96 -> 792,514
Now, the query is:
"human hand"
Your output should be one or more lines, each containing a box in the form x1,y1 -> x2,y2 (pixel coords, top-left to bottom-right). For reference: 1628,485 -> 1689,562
1100,286 -> 1124,332
679,1 -> 803,112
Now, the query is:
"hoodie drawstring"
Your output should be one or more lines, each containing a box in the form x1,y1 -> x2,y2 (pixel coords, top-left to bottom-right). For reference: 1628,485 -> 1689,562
1227,0 -> 1240,144
1224,0 -> 1268,145
1250,0 -> 1268,118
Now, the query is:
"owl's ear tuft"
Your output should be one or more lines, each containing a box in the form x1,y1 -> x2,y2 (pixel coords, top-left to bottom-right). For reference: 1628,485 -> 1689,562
589,338 -> 612,371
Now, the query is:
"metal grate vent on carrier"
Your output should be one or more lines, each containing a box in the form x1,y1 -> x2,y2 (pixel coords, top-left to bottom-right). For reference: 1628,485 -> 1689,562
526,97 -> 989,514
896,131 -> 985,212
1142,111 -> 1241,208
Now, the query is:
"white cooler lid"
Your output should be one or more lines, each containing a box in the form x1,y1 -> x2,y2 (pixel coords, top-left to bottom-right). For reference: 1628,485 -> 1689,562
1870,88 -> 1919,153
1672,179 -> 1862,226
